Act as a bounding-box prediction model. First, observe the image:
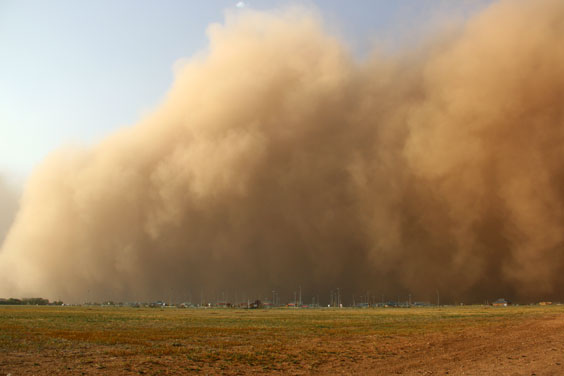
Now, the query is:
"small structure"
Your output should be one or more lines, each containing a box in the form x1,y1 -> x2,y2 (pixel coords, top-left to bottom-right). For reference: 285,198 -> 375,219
492,298 -> 511,307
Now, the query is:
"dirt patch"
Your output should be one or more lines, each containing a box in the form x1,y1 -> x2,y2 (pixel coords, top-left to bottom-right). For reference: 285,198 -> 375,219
315,315 -> 564,375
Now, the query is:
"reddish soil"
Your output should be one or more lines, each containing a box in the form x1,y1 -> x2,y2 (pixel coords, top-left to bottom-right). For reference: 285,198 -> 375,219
330,315 -> 564,375
1,314 -> 564,375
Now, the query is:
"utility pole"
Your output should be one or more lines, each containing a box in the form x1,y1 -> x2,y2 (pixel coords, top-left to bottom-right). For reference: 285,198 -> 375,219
436,289 -> 440,307
299,286 -> 302,306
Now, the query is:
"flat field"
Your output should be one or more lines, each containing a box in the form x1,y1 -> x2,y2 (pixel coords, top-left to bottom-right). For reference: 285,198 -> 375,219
1,305 -> 564,375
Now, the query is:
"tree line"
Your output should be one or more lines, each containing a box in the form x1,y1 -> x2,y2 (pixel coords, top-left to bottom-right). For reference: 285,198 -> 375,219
0,297 -> 63,305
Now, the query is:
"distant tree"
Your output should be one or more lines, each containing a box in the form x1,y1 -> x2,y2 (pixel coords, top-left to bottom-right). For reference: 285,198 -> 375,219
0,297 -> 62,305
22,298 -> 49,305
0,298 -> 22,305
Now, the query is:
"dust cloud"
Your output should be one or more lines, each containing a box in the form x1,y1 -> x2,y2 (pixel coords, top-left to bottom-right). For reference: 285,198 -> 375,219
1,0 -> 564,304
0,176 -> 18,247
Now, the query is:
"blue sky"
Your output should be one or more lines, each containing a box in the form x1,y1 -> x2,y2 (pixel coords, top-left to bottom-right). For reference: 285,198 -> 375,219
0,0 -> 492,181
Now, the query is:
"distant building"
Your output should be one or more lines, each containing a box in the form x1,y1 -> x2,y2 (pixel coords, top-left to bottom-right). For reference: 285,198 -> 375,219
492,298 -> 511,307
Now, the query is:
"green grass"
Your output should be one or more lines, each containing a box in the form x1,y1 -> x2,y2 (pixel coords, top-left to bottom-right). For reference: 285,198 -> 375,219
1,305 -> 561,343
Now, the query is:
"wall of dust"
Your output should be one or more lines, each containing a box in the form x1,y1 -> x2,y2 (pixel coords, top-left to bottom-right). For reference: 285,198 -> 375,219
1,0 -> 563,303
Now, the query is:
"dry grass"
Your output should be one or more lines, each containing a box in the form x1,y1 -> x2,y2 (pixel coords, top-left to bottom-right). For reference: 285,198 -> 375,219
1,305 -> 564,375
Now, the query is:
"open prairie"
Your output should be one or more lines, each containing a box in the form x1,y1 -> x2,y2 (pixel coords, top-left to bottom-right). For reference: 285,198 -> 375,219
1,305 -> 564,375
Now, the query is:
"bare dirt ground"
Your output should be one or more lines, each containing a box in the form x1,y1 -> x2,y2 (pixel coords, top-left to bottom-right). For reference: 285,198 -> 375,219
335,314 -> 564,375
1,306 -> 563,375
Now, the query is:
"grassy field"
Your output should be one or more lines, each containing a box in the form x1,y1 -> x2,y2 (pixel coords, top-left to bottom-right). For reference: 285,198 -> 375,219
1,305 -> 564,375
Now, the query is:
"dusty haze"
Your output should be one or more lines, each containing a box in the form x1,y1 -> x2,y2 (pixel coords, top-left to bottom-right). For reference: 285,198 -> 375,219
0,176 -> 19,246
1,0 -> 564,304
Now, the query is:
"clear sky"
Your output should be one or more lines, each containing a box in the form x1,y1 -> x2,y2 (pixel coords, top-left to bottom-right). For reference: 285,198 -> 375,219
0,0 -> 492,181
